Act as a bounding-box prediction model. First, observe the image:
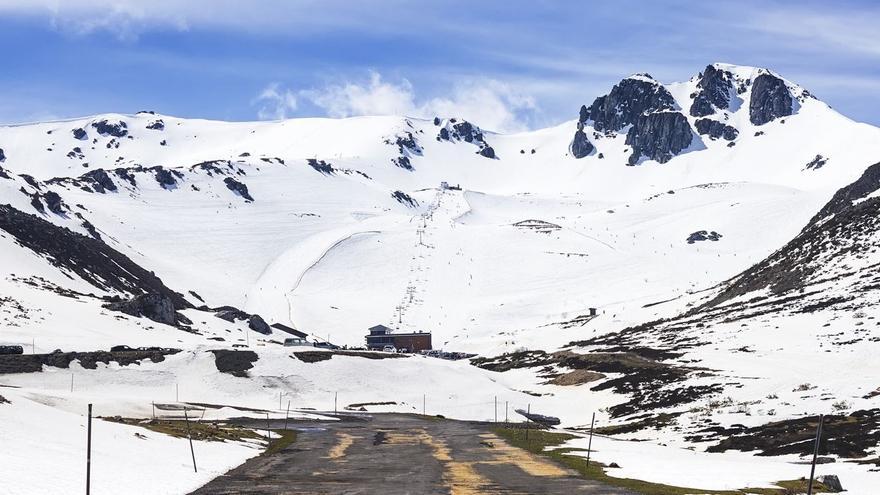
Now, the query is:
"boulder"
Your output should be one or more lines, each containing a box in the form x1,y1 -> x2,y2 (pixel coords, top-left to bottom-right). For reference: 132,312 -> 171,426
694,118 -> 738,141
479,146 -> 496,159
105,292 -> 177,326
42,191 -> 65,215
625,111 -> 693,165
146,120 -> 165,131
154,168 -> 176,188
248,314 -> 271,335
72,127 -> 88,140
587,76 -> 676,132
749,73 -> 792,125
570,129 -> 594,158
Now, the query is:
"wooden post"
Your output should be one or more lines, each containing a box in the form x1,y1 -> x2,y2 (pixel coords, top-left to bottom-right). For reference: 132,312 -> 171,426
151,401 -> 155,420
334,392 -> 338,415
494,396 -> 497,423
526,404 -> 531,446
86,403 -> 92,495
586,412 -> 596,467
807,414 -> 824,495
284,400 -> 291,431
183,408 -> 197,473
176,383 -> 179,402
422,394 -> 426,416
70,373 -> 74,393
505,401 -> 509,424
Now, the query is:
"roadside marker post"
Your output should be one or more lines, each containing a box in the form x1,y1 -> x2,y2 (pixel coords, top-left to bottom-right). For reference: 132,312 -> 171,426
183,408 -> 198,473
494,396 -> 497,423
807,414 -> 825,495
284,400 -> 291,430
586,412 -> 596,467
86,403 -> 92,495
265,412 -> 271,441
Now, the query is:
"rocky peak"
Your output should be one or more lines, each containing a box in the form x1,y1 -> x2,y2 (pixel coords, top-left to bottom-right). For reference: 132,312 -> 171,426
435,118 -> 496,159
585,76 -> 676,133
689,65 -> 734,117
749,73 -> 793,125
625,111 -> 693,165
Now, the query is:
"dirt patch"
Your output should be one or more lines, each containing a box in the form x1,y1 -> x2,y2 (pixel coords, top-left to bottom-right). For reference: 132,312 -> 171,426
545,369 -> 605,386
292,350 -> 407,363
104,416 -> 262,443
326,432 -> 356,459
210,350 -> 258,377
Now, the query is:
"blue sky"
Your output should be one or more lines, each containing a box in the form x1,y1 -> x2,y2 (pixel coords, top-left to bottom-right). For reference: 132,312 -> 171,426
1,0 -> 879,132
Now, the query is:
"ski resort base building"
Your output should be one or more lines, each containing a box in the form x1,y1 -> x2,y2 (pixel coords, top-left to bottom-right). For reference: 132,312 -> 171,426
366,325 -> 432,352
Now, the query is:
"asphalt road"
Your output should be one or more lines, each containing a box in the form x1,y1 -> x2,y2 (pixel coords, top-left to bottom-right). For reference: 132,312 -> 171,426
190,413 -> 635,495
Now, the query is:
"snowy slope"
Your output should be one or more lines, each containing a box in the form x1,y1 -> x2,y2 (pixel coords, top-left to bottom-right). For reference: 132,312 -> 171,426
2,62 -> 880,493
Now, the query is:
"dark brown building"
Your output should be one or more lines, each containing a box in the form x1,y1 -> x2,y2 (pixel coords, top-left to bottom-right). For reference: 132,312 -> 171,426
366,325 -> 432,352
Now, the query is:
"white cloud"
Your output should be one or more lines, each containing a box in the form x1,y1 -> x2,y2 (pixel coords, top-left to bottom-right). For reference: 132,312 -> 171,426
282,72 -> 537,133
253,83 -> 298,120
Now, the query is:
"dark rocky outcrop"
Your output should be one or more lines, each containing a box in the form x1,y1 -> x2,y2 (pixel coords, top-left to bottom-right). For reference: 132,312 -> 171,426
72,127 -> 88,140
805,154 -> 828,170
104,292 -> 178,325
478,146 -> 496,159
82,169 -> 117,193
436,118 -> 495,157
625,112 -> 693,165
214,306 -> 250,323
0,164 -> 9,180
210,350 -> 258,377
570,127 -> 594,158
392,190 -> 418,208
42,191 -> 65,215
578,104 -> 589,124
694,118 -> 738,141
307,159 -> 335,175
749,73 -> 792,125
248,314 -> 271,335
146,120 -> 165,131
91,119 -> 128,138
154,168 -> 177,188
0,204 -> 190,306
586,76 -> 676,133
689,65 -> 733,117
223,177 -> 254,201
0,148 -> 5,162
808,161 -> 880,226
687,230 -> 722,243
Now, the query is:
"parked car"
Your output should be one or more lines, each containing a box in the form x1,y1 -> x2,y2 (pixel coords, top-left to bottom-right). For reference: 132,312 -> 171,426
397,347 -> 408,353
0,345 -> 23,355
284,338 -> 313,347
313,342 -> 339,350
382,345 -> 397,353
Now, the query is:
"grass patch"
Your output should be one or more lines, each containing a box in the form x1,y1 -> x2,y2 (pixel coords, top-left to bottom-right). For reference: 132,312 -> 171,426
263,429 -> 297,456
493,427 -> 829,495
104,417 -> 262,443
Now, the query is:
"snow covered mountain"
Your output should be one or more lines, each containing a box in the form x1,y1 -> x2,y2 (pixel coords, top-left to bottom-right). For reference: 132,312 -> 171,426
2,63 -> 880,493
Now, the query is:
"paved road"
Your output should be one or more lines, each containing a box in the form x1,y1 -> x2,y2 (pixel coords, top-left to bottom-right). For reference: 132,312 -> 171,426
191,413 -> 635,495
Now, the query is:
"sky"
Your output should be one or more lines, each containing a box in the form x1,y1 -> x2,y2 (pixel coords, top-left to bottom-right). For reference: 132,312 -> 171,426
1,0 -> 879,132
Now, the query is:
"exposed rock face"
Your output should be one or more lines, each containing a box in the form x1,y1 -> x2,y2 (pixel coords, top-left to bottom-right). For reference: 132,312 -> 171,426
625,112 -> 693,165
818,475 -> 843,493
82,169 -> 117,193
154,168 -> 176,188
687,230 -> 722,243
586,76 -> 676,133
105,292 -> 178,325
578,104 -> 589,124
436,118 -> 495,158
386,132 -> 421,170
42,191 -> 65,215
749,74 -> 792,125
805,154 -> 828,170
391,190 -> 418,208
91,119 -> 128,138
0,164 -> 9,180
0,148 -> 5,161
694,118 -> 738,141
72,127 -> 88,140
570,127 -> 594,158
223,177 -> 254,201
0,204 -> 190,306
247,314 -> 271,335
479,146 -> 496,159
689,65 -> 733,117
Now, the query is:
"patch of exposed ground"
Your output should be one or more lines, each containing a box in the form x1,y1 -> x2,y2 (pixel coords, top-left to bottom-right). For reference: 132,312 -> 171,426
0,348 -> 180,374
292,350 -> 407,363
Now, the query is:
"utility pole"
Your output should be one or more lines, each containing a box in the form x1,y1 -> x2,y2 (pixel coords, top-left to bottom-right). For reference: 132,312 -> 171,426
86,404 -> 92,495
586,412 -> 596,467
183,408 -> 197,473
807,415 -> 824,495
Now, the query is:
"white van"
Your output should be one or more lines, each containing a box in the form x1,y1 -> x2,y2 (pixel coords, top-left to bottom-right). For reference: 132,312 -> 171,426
284,338 -> 312,347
